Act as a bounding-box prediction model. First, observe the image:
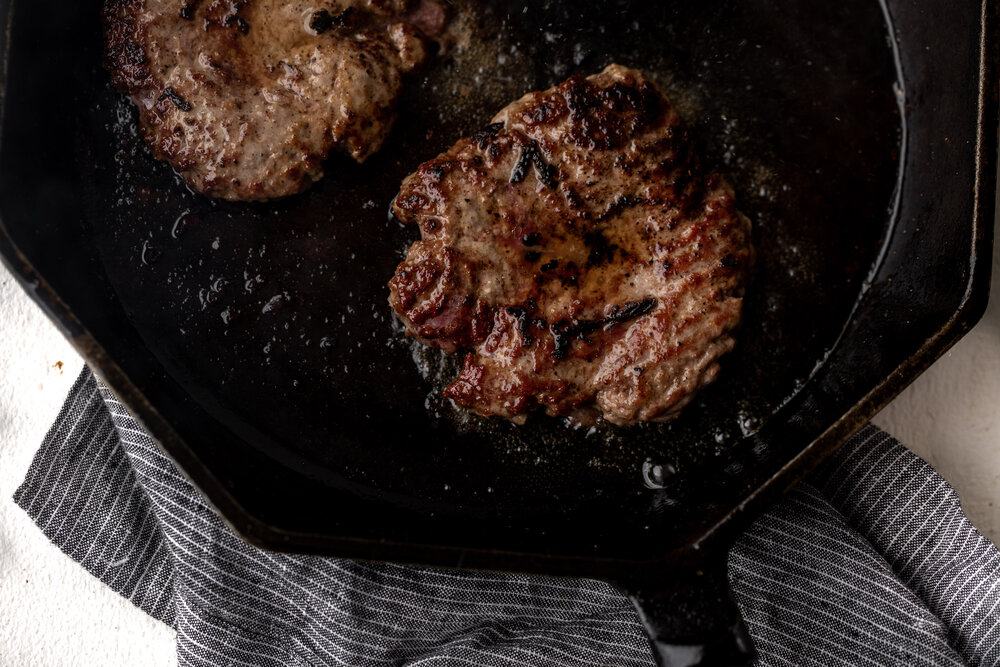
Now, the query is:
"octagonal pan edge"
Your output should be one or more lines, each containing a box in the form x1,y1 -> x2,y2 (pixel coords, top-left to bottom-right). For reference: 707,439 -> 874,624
0,0 -> 994,585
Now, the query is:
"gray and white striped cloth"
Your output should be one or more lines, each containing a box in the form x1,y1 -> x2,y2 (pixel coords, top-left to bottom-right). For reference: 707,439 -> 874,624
13,369 -> 1000,666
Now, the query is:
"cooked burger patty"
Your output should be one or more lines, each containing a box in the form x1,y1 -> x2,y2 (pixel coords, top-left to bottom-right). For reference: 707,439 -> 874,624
103,0 -> 446,201
389,65 -> 752,426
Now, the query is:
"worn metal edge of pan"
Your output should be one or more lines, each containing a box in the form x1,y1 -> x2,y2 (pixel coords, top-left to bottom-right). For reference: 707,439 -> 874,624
0,0 -> 996,579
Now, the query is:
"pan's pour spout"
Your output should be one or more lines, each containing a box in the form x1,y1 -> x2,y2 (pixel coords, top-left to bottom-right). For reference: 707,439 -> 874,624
624,558 -> 755,667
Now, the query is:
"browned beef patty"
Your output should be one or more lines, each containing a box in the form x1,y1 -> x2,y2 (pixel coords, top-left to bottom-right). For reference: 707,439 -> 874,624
389,65 -> 752,426
103,0 -> 446,201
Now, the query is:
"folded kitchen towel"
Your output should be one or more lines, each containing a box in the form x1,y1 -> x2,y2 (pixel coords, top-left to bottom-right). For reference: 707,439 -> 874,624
14,369 -> 1000,666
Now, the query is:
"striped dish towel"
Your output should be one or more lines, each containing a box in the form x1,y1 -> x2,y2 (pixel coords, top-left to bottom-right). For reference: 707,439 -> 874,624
13,369 -> 1000,666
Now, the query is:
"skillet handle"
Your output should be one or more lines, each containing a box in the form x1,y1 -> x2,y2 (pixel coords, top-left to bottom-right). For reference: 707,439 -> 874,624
625,560 -> 755,667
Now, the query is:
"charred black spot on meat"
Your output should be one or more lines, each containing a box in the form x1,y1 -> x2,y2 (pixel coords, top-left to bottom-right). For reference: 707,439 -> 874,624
521,232 -> 542,246
473,122 -> 504,148
309,9 -> 333,33
506,304 -> 535,346
220,8 -> 251,35
599,194 -> 643,221
509,140 -> 557,188
603,298 -> 657,330
540,259 -> 559,272
550,319 -> 598,360
550,299 -> 658,360
309,7 -> 354,35
524,250 -> 541,263
584,230 -> 616,266
562,187 -> 588,215
180,2 -> 198,20
428,164 -> 446,181
158,87 -> 192,111
558,261 -> 581,287
530,145 -> 558,188
509,143 -> 532,184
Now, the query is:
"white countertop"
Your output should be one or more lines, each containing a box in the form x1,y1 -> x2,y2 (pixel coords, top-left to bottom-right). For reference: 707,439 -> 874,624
1,248 -> 998,665
0,268 -> 174,666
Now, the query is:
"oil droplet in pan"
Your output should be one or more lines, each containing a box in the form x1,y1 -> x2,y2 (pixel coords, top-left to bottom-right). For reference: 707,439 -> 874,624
642,460 -> 677,489
140,240 -> 161,265
171,209 -> 193,238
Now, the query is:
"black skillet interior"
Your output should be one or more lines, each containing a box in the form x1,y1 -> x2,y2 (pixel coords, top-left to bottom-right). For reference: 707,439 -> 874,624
0,0 -> 992,584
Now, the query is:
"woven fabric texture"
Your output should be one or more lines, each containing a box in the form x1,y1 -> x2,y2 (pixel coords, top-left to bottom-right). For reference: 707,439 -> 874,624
14,370 -> 1000,666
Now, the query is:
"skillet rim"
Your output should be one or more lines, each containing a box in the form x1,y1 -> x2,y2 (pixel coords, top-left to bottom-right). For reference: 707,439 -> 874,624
0,0 -> 995,580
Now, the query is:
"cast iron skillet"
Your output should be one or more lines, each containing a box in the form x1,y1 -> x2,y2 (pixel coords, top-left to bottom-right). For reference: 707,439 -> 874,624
0,0 -> 996,664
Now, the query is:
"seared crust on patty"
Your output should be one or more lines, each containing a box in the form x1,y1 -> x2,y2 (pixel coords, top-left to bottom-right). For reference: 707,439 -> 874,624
389,65 -> 752,426
103,0 -> 446,200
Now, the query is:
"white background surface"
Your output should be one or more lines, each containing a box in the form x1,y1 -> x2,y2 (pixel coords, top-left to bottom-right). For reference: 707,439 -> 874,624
1,235 -> 999,664
0,270 -> 175,666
